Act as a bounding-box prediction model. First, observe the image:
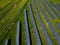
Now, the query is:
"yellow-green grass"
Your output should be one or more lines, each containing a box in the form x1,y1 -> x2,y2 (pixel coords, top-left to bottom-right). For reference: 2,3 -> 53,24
40,1 -> 60,36
0,0 -> 21,21
48,0 -> 60,4
25,3 -> 37,45
0,2 -> 14,20
0,22 -> 17,45
0,0 -> 20,10
0,0 -> 27,43
34,0 -> 58,45
0,0 -> 11,9
0,4 -> 27,45
0,14 -> 21,45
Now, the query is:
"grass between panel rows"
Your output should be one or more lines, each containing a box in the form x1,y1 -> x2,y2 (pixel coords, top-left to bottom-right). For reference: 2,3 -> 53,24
0,0 -> 27,43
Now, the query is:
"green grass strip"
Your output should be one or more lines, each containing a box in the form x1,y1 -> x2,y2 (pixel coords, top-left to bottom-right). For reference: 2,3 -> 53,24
0,0 -> 27,42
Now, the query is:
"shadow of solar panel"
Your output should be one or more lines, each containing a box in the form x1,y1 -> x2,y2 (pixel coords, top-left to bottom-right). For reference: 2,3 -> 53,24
5,39 -> 11,45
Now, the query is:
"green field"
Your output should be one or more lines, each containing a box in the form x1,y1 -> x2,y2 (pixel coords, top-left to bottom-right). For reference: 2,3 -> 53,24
48,0 -> 60,4
0,0 -> 60,45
